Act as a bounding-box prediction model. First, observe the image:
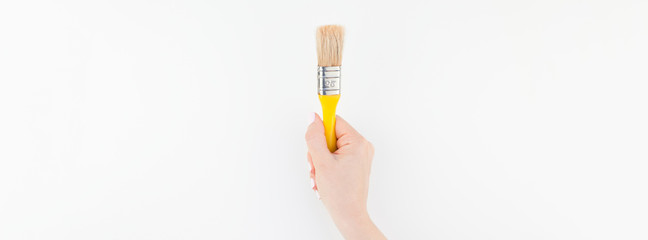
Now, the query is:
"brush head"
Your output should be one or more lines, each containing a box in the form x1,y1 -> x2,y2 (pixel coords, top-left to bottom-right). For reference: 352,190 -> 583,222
316,25 -> 345,67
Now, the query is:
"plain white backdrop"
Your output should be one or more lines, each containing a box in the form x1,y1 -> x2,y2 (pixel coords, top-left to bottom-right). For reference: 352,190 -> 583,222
1,0 -> 647,239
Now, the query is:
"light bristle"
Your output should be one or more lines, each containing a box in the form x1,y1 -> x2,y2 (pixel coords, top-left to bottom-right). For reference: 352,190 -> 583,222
316,25 -> 345,67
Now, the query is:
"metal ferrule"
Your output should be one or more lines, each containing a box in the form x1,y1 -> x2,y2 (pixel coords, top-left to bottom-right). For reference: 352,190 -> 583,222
318,66 -> 341,95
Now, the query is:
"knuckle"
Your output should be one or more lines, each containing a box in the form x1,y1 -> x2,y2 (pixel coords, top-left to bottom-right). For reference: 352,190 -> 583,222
304,130 -> 315,141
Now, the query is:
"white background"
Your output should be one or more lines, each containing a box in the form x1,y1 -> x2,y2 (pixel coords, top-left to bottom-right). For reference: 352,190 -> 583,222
1,0 -> 647,239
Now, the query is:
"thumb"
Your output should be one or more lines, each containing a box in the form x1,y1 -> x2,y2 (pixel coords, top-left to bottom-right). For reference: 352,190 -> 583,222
335,115 -> 365,148
305,113 -> 332,161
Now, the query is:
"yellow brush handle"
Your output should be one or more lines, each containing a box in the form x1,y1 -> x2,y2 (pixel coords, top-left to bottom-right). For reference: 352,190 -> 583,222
319,94 -> 340,152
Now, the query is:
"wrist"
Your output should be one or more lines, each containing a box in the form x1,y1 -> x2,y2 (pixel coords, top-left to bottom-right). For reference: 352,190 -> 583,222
332,210 -> 385,240
333,209 -> 371,230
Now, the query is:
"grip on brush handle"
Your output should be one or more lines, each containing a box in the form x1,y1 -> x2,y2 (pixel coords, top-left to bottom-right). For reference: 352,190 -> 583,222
319,95 -> 340,152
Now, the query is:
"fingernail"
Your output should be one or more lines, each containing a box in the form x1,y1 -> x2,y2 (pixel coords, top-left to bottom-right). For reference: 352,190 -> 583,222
308,112 -> 315,124
314,190 -> 320,200
310,178 -> 315,188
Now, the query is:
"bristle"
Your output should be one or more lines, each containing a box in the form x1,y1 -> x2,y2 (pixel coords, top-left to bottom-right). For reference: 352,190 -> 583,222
316,25 -> 345,67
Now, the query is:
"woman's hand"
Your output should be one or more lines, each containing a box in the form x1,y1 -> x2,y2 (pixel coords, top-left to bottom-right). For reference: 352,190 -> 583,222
305,113 -> 386,240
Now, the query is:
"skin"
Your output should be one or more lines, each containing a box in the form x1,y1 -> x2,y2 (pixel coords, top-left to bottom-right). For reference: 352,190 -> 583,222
305,113 -> 386,240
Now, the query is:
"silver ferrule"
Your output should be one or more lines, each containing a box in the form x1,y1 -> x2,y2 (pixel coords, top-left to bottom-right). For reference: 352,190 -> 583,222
318,66 -> 341,95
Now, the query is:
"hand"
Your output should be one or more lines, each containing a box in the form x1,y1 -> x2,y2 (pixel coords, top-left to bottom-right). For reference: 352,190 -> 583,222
305,113 -> 386,240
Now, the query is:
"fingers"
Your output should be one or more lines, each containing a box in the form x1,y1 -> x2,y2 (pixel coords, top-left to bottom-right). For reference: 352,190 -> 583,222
305,113 -> 332,165
308,153 -> 318,190
308,152 -> 315,174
